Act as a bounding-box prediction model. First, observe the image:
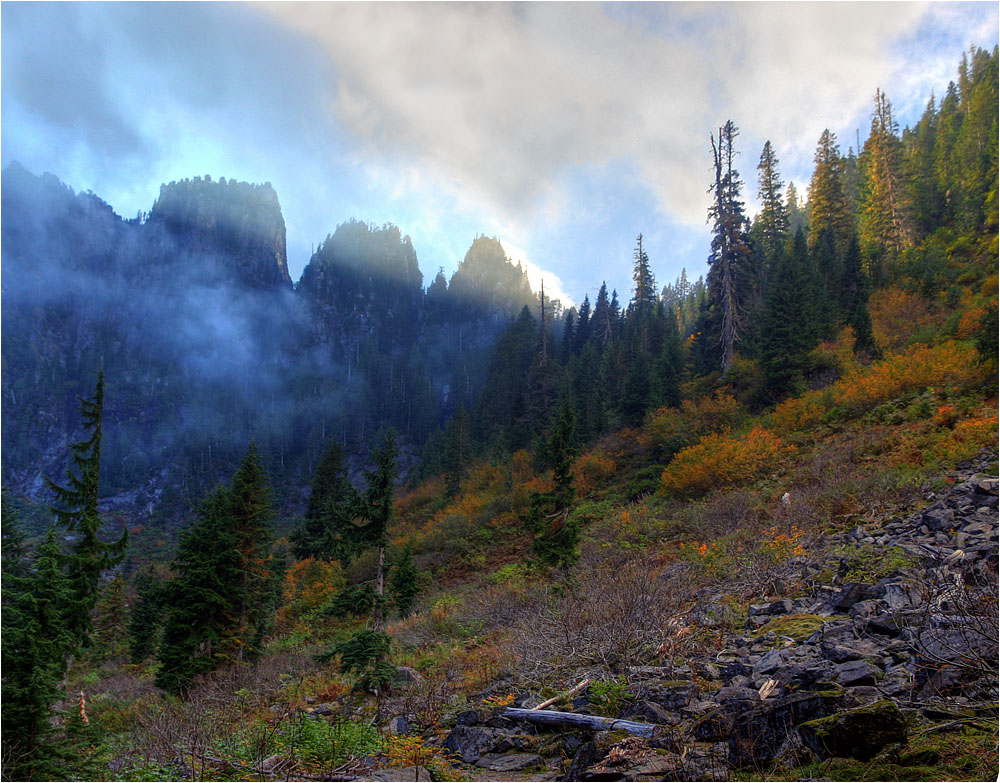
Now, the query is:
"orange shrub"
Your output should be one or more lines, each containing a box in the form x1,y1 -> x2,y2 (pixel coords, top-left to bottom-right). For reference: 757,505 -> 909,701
275,557 -> 345,629
660,426 -> 791,497
573,449 -> 617,496
644,392 -> 745,452
770,341 -> 987,433
869,286 -> 941,352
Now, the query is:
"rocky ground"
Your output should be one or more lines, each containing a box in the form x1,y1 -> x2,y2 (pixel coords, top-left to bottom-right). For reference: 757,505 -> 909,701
364,457 -> 998,781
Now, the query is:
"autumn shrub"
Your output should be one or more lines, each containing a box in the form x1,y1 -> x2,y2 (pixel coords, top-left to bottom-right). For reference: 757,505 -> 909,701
276,557 -> 346,631
644,392 -> 746,458
770,341 -> 988,433
870,285 -> 942,351
659,426 -> 790,497
573,449 -> 617,496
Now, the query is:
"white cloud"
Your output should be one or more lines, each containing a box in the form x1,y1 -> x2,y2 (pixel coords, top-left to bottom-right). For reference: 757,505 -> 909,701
497,238 -> 573,308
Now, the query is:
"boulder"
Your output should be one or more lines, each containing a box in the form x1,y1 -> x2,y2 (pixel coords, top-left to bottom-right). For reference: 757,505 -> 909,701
475,753 -> 544,772
833,659 -> 881,686
621,699 -> 680,725
830,582 -> 875,611
632,679 -> 699,710
442,726 -> 521,763
728,690 -> 844,768
393,666 -> 423,683
798,700 -> 906,761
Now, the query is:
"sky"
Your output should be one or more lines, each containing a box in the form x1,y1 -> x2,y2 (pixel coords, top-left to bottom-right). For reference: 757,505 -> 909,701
2,2 -> 997,308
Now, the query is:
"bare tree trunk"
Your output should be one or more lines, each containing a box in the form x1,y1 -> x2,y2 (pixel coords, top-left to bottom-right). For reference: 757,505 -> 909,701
374,544 -> 385,632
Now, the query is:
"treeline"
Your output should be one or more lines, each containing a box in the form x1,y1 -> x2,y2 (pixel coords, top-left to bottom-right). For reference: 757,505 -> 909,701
420,46 -> 998,478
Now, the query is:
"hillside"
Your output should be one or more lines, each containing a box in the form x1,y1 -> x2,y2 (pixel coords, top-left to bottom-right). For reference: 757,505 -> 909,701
2,45 -> 997,783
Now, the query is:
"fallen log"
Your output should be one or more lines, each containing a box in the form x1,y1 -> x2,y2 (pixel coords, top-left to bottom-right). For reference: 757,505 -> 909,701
531,678 -> 591,711
501,708 -> 657,737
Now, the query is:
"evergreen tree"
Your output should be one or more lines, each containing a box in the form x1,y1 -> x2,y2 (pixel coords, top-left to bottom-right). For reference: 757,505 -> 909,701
786,181 -> 808,236
592,283 -> 613,347
808,129 -> 853,254
92,574 -> 128,661
840,234 -> 877,355
44,371 -> 127,648
291,441 -> 358,564
226,443 -> 276,663
628,233 -> 657,351
756,140 -> 789,267
390,541 -> 419,618
808,227 -> 839,339
355,430 -> 400,632
442,405 -> 471,498
707,120 -> 753,375
1,527 -> 75,780
529,395 -> 579,569
759,229 -> 818,398
858,89 -> 914,279
654,304 -> 684,408
573,295 -> 592,353
156,487 -> 241,694
128,568 -> 167,664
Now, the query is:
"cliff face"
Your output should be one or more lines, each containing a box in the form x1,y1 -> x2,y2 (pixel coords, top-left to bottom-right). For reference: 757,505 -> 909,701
147,177 -> 292,289
0,165 -> 539,527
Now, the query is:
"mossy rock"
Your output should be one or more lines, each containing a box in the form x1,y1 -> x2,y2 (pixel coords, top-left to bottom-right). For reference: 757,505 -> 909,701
753,613 -> 827,642
799,700 -> 907,762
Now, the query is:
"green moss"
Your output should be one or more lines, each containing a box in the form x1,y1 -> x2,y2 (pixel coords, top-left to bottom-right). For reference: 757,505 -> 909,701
753,614 -> 828,642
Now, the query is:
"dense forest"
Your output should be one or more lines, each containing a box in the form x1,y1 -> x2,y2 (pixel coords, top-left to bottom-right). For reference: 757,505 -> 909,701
1,46 -> 997,782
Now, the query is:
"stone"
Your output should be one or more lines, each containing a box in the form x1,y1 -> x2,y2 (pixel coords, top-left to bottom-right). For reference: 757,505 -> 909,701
975,478 -> 999,496
475,753 -> 544,772
632,679 -> 699,710
833,659 -> 881,686
690,708 -> 735,742
749,599 -> 792,617
442,726 -> 511,763
393,666 -> 423,683
728,690 -> 844,768
311,702 -> 336,716
831,582 -> 875,611
622,699 -> 680,725
821,638 -> 882,663
798,700 -> 907,761
455,709 -> 485,726
881,582 -> 920,611
384,716 -> 410,735
923,508 -> 956,531
564,741 -> 598,781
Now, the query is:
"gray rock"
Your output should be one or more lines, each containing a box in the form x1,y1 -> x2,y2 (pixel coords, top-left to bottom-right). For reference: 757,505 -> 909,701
798,700 -> 906,761
622,699 -> 680,725
831,582 -> 875,611
833,659 -> 881,686
442,726 -> 512,763
384,716 -> 410,735
311,702 -> 336,716
632,679 -> 699,710
475,753 -> 544,772
975,478 -> 999,496
728,690 -> 844,768
923,508 -> 956,531
455,709 -> 485,726
749,599 -> 792,617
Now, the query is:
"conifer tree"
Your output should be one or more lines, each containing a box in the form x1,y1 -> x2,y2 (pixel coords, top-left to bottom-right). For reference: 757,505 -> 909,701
808,129 -> 853,254
390,541 -> 419,618
756,141 -> 789,266
530,395 -> 579,569
859,89 -> 914,278
655,304 -> 684,408
840,234 -> 877,355
156,487 -> 241,694
1,527 -> 75,780
786,181 -> 808,236
92,574 -> 128,661
629,233 -> 657,352
45,371 -> 127,648
291,441 -> 358,563
128,568 -> 166,664
443,406 -> 470,498
355,430 -> 400,632
707,120 -> 753,376
592,283 -> 613,347
760,229 -> 817,398
573,295 -> 592,353
226,442 -> 276,663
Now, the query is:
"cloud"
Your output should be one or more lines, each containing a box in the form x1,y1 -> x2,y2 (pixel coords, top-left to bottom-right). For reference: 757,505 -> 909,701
262,1 -> 953,234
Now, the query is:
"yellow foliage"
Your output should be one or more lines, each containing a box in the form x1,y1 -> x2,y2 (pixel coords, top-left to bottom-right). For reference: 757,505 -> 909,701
573,449 -> 617,496
770,341 -> 987,433
660,426 -> 791,497
869,286 -> 941,352
275,557 -> 345,630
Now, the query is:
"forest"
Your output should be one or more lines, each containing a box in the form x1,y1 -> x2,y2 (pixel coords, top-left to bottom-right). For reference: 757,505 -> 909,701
1,46 -> 997,782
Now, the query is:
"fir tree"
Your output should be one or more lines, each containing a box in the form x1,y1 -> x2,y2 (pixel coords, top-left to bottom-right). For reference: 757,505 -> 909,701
808,129 -> 853,254
156,487 -> 241,694
44,371 -> 127,648
530,395 -> 579,569
226,442 -> 276,663
355,430 -> 400,632
291,441 -> 358,564
756,140 -> 789,265
1,527 -> 75,780
592,283 -> 613,347
707,120 -> 753,376
573,295 -> 592,353
840,234 -> 877,355
760,229 -> 818,398
92,574 -> 128,661
390,541 -> 420,618
128,568 -> 166,664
